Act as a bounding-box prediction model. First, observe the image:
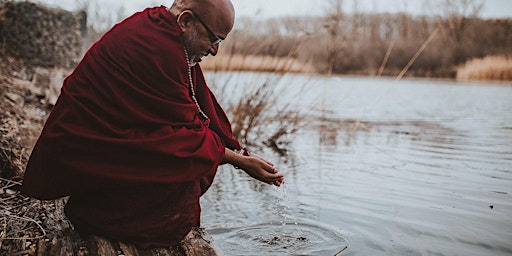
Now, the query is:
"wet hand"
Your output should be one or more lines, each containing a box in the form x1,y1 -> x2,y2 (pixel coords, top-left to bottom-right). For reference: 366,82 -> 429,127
240,156 -> 284,187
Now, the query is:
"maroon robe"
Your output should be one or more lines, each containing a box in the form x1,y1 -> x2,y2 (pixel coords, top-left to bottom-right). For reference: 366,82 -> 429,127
21,6 -> 240,248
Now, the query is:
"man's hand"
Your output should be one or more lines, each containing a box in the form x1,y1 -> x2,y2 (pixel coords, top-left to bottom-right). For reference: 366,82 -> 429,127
224,148 -> 284,186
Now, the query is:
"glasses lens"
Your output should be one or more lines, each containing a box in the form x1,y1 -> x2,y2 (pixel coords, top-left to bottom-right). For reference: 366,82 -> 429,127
193,12 -> 222,46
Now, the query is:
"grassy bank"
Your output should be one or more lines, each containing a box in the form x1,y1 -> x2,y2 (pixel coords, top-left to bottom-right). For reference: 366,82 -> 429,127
201,54 -> 317,74
457,55 -> 512,82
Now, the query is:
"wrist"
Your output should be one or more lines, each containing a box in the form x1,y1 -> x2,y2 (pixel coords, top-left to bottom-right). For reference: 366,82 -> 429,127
235,147 -> 249,156
233,147 -> 249,169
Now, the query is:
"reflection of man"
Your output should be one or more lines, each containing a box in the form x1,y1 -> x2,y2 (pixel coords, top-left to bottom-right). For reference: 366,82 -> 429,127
21,0 -> 284,249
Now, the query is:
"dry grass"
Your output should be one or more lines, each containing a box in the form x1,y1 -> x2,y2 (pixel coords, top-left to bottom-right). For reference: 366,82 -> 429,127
0,72 -> 56,254
203,53 -> 310,156
201,54 -> 317,74
210,75 -> 304,157
456,55 -> 512,81
227,82 -> 301,156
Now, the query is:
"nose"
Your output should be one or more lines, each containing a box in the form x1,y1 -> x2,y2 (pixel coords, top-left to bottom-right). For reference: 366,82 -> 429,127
209,44 -> 219,56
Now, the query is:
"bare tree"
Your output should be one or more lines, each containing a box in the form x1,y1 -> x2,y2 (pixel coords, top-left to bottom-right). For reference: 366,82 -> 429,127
439,0 -> 484,45
436,0 -> 484,64
323,0 -> 344,75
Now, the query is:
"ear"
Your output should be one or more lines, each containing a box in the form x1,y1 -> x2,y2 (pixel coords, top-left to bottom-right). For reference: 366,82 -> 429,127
176,10 -> 195,32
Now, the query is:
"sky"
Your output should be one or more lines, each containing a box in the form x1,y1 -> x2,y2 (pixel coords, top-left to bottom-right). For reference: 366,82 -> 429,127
35,0 -> 512,20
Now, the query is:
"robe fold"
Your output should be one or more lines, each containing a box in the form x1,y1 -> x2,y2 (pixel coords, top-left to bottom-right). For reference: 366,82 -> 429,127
21,6 -> 240,248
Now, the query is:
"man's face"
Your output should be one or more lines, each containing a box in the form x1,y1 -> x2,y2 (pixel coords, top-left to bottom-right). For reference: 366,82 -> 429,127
183,15 -> 221,66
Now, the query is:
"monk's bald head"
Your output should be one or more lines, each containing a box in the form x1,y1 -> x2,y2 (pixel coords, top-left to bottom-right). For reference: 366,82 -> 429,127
170,0 -> 235,36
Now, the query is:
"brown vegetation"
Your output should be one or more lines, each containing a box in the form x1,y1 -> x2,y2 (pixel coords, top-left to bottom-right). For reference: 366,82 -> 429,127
72,0 -> 511,80
456,55 -> 512,81
201,54 -> 316,73
207,73 -> 303,156
214,4 -> 511,79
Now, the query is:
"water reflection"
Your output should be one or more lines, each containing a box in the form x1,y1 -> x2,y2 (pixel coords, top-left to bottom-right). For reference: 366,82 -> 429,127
209,221 -> 348,256
202,73 -> 512,256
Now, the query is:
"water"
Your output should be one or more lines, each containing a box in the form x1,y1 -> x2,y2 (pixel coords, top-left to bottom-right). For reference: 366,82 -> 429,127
201,72 -> 512,256
209,221 -> 348,256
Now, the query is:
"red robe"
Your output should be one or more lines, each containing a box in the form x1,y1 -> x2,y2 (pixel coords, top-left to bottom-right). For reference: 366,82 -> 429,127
21,6 -> 240,248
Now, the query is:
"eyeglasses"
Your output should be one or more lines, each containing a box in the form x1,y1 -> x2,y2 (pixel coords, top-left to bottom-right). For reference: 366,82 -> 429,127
191,11 -> 223,46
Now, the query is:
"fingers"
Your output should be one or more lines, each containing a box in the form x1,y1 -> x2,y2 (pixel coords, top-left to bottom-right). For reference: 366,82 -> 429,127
263,164 -> 284,186
267,177 -> 284,187
272,178 -> 284,187
251,152 -> 274,166
241,154 -> 284,187
263,171 -> 284,186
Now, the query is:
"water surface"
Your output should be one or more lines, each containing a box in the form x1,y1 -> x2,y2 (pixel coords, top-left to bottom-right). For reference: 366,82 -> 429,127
202,73 -> 512,256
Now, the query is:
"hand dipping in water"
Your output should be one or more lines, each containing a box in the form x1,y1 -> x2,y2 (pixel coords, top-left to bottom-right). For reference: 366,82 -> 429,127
224,148 -> 284,186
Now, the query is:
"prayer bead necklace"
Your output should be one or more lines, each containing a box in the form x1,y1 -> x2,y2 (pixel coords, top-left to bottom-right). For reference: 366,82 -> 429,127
184,48 -> 209,124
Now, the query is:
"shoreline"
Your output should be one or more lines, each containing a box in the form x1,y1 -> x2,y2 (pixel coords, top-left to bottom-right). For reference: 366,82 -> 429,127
202,66 -> 512,86
201,54 -> 512,83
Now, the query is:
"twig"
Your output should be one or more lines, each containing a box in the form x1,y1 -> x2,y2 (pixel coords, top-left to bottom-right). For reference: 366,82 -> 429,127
19,148 -> 25,163
12,247 -> 35,256
334,245 -> 348,255
378,40 -> 394,77
0,177 -> 22,186
396,28 -> 439,81
2,216 -> 6,240
0,213 -> 46,240
352,28 -> 440,132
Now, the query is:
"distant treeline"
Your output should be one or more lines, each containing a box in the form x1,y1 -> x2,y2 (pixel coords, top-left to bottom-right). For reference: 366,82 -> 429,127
219,13 -> 512,78
48,0 -> 512,79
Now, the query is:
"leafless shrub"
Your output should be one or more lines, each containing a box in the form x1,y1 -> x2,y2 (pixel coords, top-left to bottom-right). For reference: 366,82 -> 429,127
208,70 -> 306,157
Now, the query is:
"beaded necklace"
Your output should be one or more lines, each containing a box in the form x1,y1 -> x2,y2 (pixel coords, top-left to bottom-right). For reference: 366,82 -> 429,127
184,48 -> 209,124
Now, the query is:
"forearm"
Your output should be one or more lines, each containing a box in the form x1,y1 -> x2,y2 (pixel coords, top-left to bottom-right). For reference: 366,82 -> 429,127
223,148 -> 245,169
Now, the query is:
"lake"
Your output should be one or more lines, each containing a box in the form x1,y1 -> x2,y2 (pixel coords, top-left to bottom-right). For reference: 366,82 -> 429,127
201,72 -> 512,256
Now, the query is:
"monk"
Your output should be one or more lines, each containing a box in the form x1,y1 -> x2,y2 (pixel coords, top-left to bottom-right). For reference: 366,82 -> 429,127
21,0 -> 284,249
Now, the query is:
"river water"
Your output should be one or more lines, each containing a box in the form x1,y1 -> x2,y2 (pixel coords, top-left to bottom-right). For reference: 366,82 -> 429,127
201,72 -> 512,256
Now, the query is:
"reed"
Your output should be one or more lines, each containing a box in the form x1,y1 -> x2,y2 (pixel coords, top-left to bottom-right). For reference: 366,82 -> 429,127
456,55 -> 512,81
209,73 -> 304,157
201,54 -> 317,74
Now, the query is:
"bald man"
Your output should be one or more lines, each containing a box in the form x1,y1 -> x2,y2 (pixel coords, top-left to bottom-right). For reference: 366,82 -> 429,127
22,0 -> 284,249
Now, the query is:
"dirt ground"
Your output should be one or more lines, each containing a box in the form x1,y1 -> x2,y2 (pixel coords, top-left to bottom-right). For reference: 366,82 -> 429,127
0,69 -> 55,254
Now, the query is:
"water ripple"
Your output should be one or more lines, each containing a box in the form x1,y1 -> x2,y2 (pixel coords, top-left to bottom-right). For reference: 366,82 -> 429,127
208,220 -> 348,256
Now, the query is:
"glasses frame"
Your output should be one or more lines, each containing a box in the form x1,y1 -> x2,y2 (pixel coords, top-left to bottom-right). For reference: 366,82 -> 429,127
191,11 -> 223,46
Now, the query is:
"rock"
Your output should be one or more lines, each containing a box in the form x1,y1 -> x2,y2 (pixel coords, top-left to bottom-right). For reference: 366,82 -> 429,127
0,1 -> 84,68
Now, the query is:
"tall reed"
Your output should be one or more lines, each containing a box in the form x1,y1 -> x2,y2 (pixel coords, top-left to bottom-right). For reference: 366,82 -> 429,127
201,54 -> 316,74
456,55 -> 512,81
207,71 -> 304,157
